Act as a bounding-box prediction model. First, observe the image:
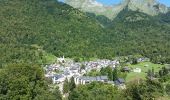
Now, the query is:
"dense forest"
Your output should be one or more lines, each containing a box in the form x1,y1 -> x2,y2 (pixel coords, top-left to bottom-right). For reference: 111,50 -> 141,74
0,0 -> 170,66
0,64 -> 62,100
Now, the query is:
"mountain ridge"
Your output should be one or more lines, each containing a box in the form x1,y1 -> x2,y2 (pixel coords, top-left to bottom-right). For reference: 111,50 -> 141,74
65,0 -> 169,19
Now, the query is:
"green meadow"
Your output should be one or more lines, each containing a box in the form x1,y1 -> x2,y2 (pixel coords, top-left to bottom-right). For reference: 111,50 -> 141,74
126,62 -> 164,82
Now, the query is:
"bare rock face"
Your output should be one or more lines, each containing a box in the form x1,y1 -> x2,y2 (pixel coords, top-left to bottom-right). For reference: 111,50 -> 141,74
127,0 -> 168,15
65,0 -> 127,19
65,0 -> 169,19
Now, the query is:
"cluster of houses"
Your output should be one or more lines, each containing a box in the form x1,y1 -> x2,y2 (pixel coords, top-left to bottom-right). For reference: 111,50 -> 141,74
84,59 -> 119,72
44,56 -> 153,93
44,57 -> 125,93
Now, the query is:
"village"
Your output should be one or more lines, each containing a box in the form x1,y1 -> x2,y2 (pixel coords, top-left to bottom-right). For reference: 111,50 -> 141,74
44,56 -> 154,94
44,56 -> 128,93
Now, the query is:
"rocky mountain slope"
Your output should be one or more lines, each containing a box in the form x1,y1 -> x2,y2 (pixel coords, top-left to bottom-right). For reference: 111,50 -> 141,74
65,0 -> 169,19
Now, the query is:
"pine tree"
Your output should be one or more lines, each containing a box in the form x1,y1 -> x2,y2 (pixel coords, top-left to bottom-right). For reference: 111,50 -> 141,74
112,68 -> 118,81
100,67 -> 105,75
159,70 -> 163,77
108,69 -> 113,81
147,69 -> 153,80
162,67 -> 169,75
152,67 -> 155,77
63,78 -> 69,94
69,77 -> 76,91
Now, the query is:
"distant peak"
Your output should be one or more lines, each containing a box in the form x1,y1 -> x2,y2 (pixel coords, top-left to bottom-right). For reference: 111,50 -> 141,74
127,0 -> 168,15
65,0 -> 169,19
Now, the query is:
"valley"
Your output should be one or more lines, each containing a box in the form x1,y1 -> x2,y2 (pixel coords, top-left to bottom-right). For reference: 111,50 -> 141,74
0,0 -> 170,100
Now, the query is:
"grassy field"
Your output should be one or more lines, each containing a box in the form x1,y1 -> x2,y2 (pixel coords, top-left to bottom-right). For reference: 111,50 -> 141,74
126,62 -> 164,82
31,44 -> 57,64
156,96 -> 170,100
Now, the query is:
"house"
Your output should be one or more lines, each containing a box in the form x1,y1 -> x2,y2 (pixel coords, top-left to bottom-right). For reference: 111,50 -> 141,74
52,74 -> 65,84
80,69 -> 86,74
74,76 -> 108,85
63,71 -> 74,80
137,57 -> 150,62
122,67 -> 131,72
133,68 -> 141,73
114,78 -> 126,89
70,67 -> 79,74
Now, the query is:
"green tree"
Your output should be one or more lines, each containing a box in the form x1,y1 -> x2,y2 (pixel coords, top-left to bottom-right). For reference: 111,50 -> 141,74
100,67 -> 108,75
53,87 -> 62,100
81,64 -> 86,70
74,57 -> 80,62
159,70 -> 163,77
124,80 -> 164,100
162,67 -> 169,76
147,69 -> 152,79
0,63 -> 61,100
68,82 -> 124,100
100,66 -> 113,80
112,68 -> 118,81
108,68 -> 113,81
152,67 -> 155,77
69,77 -> 76,91
132,58 -> 138,65
165,84 -> 170,95
63,78 -> 69,94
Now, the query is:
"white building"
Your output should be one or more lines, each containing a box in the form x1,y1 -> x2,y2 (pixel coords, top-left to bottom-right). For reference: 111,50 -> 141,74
74,76 -> 108,85
57,56 -> 65,63
133,68 -> 141,73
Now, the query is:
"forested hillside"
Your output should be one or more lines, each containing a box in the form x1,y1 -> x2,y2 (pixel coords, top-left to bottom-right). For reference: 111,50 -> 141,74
0,0 -> 170,67
107,8 -> 170,63
0,0 -> 105,66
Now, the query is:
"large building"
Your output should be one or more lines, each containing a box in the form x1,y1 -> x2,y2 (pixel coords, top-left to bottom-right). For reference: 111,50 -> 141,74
74,76 -> 108,85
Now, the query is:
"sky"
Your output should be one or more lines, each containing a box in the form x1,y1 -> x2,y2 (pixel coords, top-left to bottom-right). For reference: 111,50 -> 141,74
96,0 -> 170,6
58,0 -> 170,7
159,0 -> 170,7
96,0 -> 122,5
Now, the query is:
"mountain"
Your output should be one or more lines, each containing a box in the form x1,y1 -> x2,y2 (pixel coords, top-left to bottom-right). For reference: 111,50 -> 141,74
0,0 -> 170,66
65,0 -> 169,19
0,0 -> 104,66
65,0 -> 127,19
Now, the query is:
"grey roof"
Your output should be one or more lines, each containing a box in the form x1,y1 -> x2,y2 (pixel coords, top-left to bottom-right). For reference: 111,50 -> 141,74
114,78 -> 125,85
70,67 -> 78,70
96,76 -> 101,81
80,76 -> 108,81
100,76 -> 108,80
117,78 -> 125,83
64,71 -> 70,75
123,67 -> 130,71
54,74 -> 64,79
114,80 -> 120,85
80,76 -> 89,80
108,81 -> 114,84
89,77 -> 96,81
